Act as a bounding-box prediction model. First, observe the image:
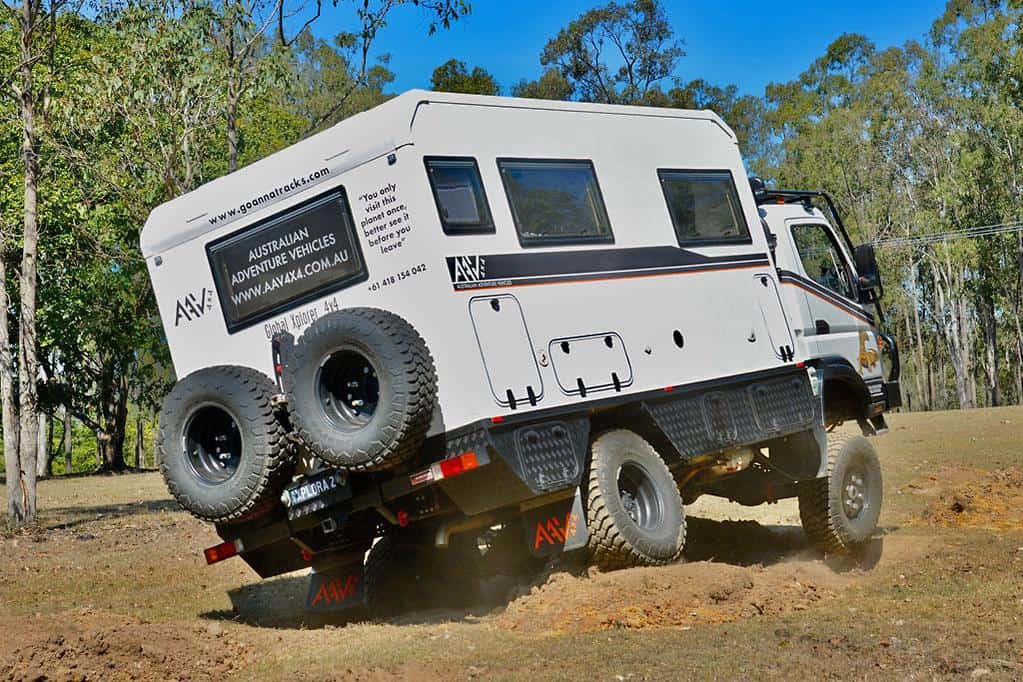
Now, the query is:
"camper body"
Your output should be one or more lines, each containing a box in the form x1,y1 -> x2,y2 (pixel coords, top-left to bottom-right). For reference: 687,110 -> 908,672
143,91 -> 891,614
144,90 -> 798,432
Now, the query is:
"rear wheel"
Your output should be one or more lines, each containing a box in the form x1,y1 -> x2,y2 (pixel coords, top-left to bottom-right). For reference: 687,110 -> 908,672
158,366 -> 293,523
585,430 -> 685,571
799,432 -> 883,554
363,531 -> 482,619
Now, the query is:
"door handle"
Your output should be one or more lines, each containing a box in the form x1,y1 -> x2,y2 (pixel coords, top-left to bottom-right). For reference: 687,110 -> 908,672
815,319 -> 830,334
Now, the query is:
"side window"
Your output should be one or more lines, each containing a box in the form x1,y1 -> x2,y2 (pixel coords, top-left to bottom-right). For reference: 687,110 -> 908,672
497,159 -> 613,246
791,223 -> 856,300
425,157 -> 495,235
657,170 -> 751,246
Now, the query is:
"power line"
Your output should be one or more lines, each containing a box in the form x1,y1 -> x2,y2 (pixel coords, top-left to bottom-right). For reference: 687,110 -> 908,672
871,221 -> 1023,248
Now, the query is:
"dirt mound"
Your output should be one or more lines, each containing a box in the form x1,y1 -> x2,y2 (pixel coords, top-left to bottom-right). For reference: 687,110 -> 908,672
916,467 -> 1023,530
0,610 -> 256,681
492,557 -> 849,634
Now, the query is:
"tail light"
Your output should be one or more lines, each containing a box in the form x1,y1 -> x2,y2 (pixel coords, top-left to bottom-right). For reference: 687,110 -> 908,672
203,538 -> 243,565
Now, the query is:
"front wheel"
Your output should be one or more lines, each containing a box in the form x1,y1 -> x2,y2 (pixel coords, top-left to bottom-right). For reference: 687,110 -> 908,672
798,432 -> 883,554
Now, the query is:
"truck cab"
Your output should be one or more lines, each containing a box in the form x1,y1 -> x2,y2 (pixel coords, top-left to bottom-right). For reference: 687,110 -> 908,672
754,186 -> 901,433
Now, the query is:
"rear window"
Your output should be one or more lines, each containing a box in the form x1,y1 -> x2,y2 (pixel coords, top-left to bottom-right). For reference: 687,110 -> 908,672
497,159 -> 613,246
658,170 -> 751,246
207,189 -> 366,333
425,157 -> 494,235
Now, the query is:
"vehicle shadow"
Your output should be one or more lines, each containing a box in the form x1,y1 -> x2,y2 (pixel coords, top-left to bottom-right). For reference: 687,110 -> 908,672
43,499 -> 181,531
199,516 -> 888,630
684,516 -> 887,571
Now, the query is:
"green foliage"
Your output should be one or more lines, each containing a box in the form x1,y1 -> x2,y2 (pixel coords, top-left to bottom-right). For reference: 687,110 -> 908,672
0,0 -> 467,477
510,68 -> 575,101
756,2 -> 1023,410
540,0 -> 683,104
430,58 -> 500,95
4,0 -> 1023,491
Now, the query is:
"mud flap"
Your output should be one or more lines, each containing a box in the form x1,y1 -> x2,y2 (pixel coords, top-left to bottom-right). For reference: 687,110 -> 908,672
306,555 -> 364,613
521,489 -> 588,558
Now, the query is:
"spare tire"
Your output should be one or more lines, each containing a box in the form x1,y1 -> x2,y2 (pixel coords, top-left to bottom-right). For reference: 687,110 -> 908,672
158,366 -> 293,523
284,308 -> 437,471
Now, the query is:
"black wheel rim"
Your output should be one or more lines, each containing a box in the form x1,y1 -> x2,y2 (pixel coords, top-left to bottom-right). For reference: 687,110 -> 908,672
182,404 -> 242,484
617,461 -> 664,531
316,349 -> 380,431
842,464 -> 868,519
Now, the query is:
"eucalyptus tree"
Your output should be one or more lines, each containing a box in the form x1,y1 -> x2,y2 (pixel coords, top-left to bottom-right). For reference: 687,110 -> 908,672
540,0 -> 682,105
0,0 -> 82,525
510,68 -> 574,101
430,58 -> 499,95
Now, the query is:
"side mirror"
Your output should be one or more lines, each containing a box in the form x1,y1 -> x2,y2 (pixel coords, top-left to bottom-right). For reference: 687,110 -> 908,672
854,243 -> 882,299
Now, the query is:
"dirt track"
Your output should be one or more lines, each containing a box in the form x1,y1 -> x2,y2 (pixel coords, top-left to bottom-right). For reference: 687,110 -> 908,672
2,407 -> 1023,680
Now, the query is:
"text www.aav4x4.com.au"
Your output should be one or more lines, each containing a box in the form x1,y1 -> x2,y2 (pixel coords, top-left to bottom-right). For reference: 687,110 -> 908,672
208,168 -> 331,225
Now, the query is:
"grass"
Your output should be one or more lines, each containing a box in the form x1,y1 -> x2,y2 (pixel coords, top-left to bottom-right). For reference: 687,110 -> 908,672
1,407 -> 1022,680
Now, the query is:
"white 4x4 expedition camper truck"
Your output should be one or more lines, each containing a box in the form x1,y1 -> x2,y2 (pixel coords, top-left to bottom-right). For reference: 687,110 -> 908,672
142,91 -> 898,614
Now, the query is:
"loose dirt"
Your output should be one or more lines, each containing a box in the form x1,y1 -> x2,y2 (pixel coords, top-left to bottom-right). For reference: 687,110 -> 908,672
493,558 -> 847,633
913,466 -> 1023,530
0,611 -> 256,682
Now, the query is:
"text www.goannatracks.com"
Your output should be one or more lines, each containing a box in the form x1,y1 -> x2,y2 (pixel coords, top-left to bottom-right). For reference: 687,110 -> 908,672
207,168 -> 331,225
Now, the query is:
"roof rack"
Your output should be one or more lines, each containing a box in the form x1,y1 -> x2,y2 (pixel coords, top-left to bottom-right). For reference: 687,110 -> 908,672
753,188 -> 856,256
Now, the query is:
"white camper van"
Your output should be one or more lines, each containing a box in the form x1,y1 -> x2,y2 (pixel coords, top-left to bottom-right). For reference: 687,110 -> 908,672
142,91 -> 897,614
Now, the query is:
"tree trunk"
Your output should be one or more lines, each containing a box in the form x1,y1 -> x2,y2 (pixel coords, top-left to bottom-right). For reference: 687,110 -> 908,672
63,407 -> 73,475
134,413 -> 143,471
98,431 -> 126,471
97,386 -> 130,471
227,88 -> 239,173
35,411 -> 48,479
981,293 -> 999,407
0,230 -> 20,521
226,19 -> 239,174
14,0 -> 41,525
909,260 -> 930,410
903,311 -> 921,411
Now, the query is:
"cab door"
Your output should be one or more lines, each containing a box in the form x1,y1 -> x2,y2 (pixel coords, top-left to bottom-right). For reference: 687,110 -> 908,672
787,222 -> 882,383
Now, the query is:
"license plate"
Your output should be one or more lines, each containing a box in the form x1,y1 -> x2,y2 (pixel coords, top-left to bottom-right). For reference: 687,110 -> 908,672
285,470 -> 346,509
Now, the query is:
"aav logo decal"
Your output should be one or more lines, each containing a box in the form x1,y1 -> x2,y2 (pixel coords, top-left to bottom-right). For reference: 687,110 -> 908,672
449,255 -> 486,283
174,287 -> 214,326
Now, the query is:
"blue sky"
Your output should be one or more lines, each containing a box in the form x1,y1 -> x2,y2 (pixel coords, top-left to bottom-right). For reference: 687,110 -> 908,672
311,1 -> 948,97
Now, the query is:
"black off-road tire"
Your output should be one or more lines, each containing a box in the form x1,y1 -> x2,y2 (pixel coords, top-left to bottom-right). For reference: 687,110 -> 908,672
158,366 -> 293,524
363,532 -> 482,619
798,431 -> 883,554
284,308 -> 436,472
585,430 -> 686,571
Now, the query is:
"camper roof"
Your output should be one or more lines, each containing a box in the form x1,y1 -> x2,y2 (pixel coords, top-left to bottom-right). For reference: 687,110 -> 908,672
139,89 -> 734,258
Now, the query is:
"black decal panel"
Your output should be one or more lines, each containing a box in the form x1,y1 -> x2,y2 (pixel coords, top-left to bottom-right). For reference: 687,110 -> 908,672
445,246 -> 770,291
207,188 -> 367,333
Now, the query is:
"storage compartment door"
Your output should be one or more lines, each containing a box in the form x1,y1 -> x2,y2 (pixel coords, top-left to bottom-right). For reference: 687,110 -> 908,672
549,332 -> 633,397
753,273 -> 795,361
469,295 -> 543,408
